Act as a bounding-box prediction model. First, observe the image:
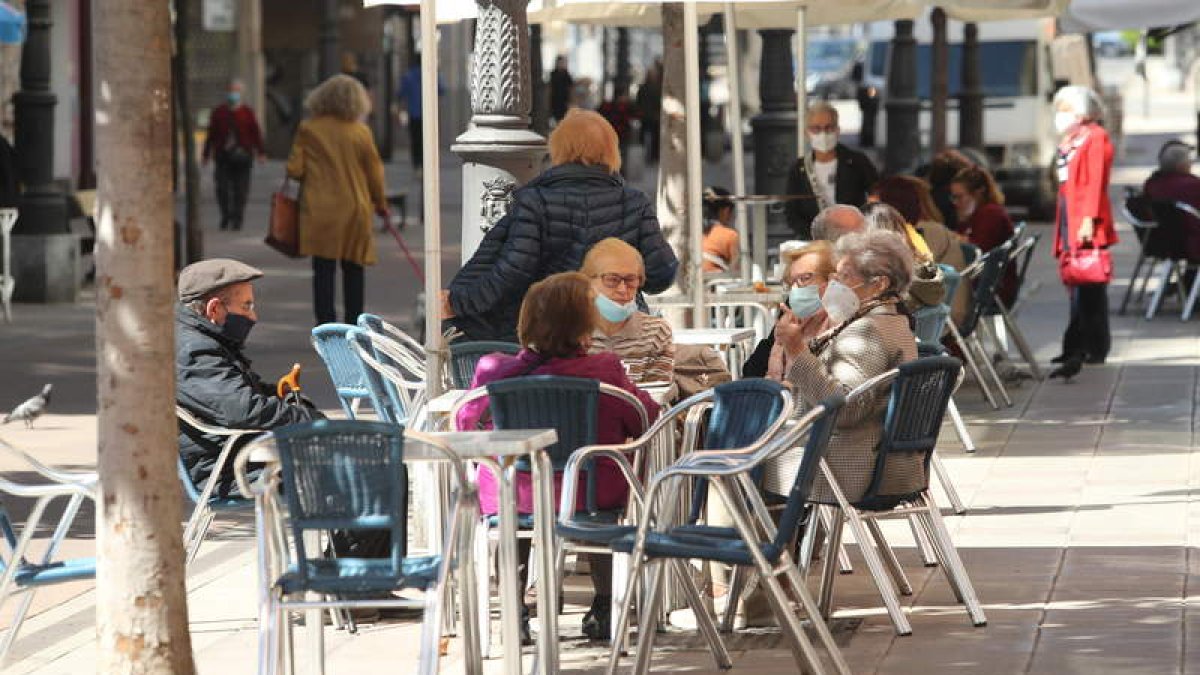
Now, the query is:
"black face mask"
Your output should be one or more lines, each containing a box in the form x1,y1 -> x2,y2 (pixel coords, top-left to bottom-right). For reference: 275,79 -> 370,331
220,312 -> 256,345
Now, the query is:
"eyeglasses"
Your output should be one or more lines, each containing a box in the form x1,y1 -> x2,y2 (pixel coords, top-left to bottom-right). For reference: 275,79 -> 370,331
807,124 -> 837,134
787,272 -> 822,287
224,300 -> 255,313
595,273 -> 643,291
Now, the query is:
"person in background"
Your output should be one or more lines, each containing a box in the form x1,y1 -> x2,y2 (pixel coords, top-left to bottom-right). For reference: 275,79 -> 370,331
397,54 -> 444,171
635,60 -> 663,164
582,238 -> 675,385
811,204 -> 866,243
951,166 -> 1017,305
597,93 -> 638,176
702,186 -> 740,273
456,272 -> 659,642
443,109 -> 678,342
549,55 -> 574,124
202,79 -> 266,231
286,75 -> 388,325
925,149 -> 975,232
1143,140 -> 1200,261
1050,85 -> 1116,372
852,62 -> 880,148
742,240 -> 835,380
862,201 -> 945,311
341,52 -> 370,90
785,102 -> 879,240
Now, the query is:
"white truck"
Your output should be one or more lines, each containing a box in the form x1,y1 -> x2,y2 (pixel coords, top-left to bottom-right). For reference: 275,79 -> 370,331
863,16 -> 1060,217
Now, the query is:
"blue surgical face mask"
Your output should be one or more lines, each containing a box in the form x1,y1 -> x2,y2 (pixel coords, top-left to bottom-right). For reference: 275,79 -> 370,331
595,293 -> 637,323
227,91 -> 242,105
788,284 -> 823,318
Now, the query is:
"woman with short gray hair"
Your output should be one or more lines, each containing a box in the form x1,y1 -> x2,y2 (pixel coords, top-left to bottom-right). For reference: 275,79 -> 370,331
774,229 -> 920,503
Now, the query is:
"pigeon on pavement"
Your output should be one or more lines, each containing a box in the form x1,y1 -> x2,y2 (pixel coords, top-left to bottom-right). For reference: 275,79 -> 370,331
2,384 -> 52,428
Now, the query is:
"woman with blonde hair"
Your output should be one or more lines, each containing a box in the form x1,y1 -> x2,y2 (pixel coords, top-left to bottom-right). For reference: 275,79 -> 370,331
742,240 -> 836,380
443,109 -> 678,341
286,74 -> 387,324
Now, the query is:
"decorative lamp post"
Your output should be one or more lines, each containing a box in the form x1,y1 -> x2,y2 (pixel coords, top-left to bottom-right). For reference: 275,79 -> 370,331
959,22 -> 984,150
884,19 -> 919,174
750,28 -> 797,252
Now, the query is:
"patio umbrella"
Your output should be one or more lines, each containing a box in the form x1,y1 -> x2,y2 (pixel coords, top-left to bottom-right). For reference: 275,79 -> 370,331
0,2 -> 26,44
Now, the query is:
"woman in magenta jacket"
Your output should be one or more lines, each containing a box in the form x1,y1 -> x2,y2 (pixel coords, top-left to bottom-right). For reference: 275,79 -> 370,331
455,271 -> 659,641
1052,86 -> 1117,368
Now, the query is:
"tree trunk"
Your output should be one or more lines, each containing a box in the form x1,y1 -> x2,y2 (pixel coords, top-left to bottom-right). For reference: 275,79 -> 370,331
173,0 -> 202,265
657,2 -> 690,320
94,2 -> 197,672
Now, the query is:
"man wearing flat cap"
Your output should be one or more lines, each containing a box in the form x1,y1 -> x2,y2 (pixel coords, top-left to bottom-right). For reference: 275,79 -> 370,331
176,258 -> 320,497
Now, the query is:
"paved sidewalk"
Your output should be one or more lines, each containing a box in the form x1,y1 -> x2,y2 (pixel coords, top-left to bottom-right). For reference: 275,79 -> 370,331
0,72 -> 1197,672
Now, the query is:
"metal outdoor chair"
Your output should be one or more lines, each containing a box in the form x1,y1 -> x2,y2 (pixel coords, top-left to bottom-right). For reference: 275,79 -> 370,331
447,341 -> 521,389
176,405 -> 262,564
803,356 -> 987,637
1118,190 -> 1160,315
310,323 -> 373,418
450,375 -> 649,656
346,327 -> 428,428
0,436 -> 97,669
976,228 -> 1042,379
558,379 -> 793,643
1144,201 -> 1200,320
605,397 -> 851,675
948,240 -> 1014,409
247,420 -> 466,675
357,313 -> 427,378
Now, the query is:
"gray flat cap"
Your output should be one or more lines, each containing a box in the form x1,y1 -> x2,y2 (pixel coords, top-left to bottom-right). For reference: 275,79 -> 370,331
177,258 -> 263,303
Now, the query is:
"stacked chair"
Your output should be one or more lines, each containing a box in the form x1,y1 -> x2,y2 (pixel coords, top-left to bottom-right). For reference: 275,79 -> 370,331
446,341 -> 521,389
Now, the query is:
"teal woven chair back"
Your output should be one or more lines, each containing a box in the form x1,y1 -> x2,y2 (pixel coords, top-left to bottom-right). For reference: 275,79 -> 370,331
702,379 -> 787,451
913,304 -> 950,345
957,241 -> 1012,338
485,375 -> 599,472
939,264 -> 962,301
774,395 -> 844,548
273,420 -> 408,580
347,328 -> 401,425
449,341 -> 521,389
860,356 -> 960,508
311,324 -> 370,418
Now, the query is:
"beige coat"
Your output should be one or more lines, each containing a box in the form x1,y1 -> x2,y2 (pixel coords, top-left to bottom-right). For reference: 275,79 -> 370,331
917,219 -> 970,325
286,116 -> 385,266
778,304 -> 920,504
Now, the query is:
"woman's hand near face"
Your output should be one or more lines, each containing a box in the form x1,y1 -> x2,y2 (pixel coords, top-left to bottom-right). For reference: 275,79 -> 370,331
774,305 -> 809,358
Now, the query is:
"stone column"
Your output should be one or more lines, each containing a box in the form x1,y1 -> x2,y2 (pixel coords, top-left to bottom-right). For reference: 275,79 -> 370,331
451,0 -> 547,263
750,29 -> 797,251
12,0 -> 75,302
958,22 -> 984,151
930,8 -> 948,154
318,0 -> 340,81
884,19 -> 920,174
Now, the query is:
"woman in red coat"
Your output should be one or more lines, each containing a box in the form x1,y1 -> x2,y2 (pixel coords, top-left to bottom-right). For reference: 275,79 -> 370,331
1051,86 -> 1116,369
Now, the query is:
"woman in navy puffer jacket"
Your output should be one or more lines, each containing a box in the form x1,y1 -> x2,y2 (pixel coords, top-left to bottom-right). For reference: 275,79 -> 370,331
442,109 -> 679,342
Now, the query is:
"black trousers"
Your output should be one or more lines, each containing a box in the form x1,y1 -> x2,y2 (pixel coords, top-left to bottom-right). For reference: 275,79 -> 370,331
1061,283 -> 1111,361
642,121 -> 660,164
312,256 -> 365,325
408,117 -> 423,169
215,159 -> 252,229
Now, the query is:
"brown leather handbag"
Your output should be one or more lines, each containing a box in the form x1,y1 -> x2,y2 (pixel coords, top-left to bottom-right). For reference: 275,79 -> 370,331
265,177 -> 302,258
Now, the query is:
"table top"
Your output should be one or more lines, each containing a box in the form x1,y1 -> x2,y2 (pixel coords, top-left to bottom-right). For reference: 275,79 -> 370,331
245,428 -> 559,464
648,291 -> 783,307
673,327 -> 757,346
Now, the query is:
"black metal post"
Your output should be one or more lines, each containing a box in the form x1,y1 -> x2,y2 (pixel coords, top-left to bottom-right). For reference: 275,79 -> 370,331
884,19 -> 920,174
13,0 -> 66,235
531,23 -> 548,134
318,0 -> 340,81
959,22 -> 984,150
751,29 -> 797,249
930,8 -> 948,154
614,27 -> 631,98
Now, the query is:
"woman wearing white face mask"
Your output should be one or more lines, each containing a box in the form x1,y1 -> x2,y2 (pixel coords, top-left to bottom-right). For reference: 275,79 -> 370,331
774,230 -> 921,503
1051,85 -> 1116,371
582,238 -> 675,385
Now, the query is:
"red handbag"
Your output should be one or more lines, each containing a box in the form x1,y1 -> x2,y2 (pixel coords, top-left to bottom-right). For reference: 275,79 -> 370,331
1058,247 -> 1112,286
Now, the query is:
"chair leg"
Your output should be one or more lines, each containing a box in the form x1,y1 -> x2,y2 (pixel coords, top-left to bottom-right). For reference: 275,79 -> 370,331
1119,251 -> 1146,315
1136,256 -> 1158,304
473,522 -> 492,659
669,558 -> 732,670
947,398 -> 976,453
1146,260 -> 1174,320
971,333 -> 1012,407
0,589 -> 36,670
841,507 -> 913,636
760,568 -> 831,675
607,546 -> 648,670
817,509 -> 844,619
781,561 -> 853,675
819,505 -> 853,574
630,560 -> 667,675
183,505 -> 212,564
1182,266 -> 1200,321
908,513 -> 940,567
719,564 -> 746,633
864,519 -> 912,595
611,550 -> 632,649
932,451 -> 967,515
920,494 -> 987,627
798,511 -> 821,574
997,303 -> 1042,379
948,322 -> 999,409
418,581 -> 445,675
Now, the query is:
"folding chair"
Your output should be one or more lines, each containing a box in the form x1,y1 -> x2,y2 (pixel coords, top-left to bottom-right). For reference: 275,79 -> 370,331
247,420 -> 470,675
310,323 -> 373,418
0,437 -> 97,670
947,241 -> 1014,409
347,327 -> 428,427
984,231 -> 1043,379
606,397 -> 851,675
1118,190 -> 1163,315
805,356 -> 987,636
357,312 -> 428,378
447,341 -> 521,389
176,406 -> 261,563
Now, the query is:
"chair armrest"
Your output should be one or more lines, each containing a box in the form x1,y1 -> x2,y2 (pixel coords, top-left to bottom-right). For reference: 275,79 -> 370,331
558,445 -> 644,525
0,475 -> 96,499
0,437 -> 98,488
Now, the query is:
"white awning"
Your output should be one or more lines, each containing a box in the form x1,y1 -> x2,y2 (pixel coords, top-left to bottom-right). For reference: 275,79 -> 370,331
1060,0 -> 1200,32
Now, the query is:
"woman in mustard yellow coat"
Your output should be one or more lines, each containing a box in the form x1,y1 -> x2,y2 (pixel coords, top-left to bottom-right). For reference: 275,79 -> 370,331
286,74 -> 388,325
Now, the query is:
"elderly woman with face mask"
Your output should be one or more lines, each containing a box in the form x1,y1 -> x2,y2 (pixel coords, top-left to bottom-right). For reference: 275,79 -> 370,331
742,241 -> 835,380
775,230 -> 920,503
582,238 -> 675,384
1051,85 -> 1116,372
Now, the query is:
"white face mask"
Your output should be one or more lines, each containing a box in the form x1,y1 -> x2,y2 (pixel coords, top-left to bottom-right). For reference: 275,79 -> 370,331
820,280 -> 862,324
1054,111 -> 1079,135
809,131 -> 838,154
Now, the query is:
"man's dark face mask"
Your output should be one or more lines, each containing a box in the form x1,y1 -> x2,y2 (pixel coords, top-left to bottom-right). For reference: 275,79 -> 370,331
221,311 -> 256,344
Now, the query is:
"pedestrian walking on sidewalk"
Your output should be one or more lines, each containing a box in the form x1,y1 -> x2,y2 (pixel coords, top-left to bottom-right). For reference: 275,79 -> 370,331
1051,86 -> 1116,372
202,80 -> 266,231
285,74 -> 389,325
